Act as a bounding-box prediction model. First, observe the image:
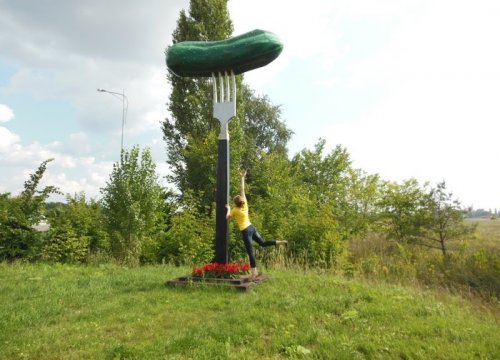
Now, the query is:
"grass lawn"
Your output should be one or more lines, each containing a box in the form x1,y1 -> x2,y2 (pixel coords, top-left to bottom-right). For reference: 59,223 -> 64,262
0,263 -> 498,359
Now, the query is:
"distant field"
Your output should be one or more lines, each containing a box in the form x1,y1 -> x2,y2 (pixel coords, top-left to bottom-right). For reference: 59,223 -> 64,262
464,218 -> 500,251
0,263 -> 498,359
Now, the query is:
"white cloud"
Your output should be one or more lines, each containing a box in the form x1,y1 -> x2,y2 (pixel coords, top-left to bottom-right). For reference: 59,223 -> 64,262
5,59 -> 170,137
67,132 -> 92,154
1,0 -> 498,210
0,0 -> 182,200
0,104 -> 15,122
2,140 -> 57,165
40,157 -> 114,200
228,0 -> 428,89
324,0 -> 500,209
0,126 -> 20,152
0,1 -> 186,137
122,67 -> 171,136
229,0 -> 341,89
0,128 -> 113,199
0,1 -> 188,66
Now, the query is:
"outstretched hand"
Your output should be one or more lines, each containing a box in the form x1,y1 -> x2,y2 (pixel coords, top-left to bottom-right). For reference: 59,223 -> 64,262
240,169 -> 247,178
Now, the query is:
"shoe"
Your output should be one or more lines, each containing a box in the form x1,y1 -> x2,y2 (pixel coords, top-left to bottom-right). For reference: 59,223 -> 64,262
279,240 -> 288,248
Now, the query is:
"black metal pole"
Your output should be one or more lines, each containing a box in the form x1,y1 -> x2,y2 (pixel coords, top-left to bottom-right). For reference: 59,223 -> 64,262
215,138 -> 229,264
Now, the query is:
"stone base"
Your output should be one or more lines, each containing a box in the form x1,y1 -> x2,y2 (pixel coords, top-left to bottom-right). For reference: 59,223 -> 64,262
165,273 -> 269,292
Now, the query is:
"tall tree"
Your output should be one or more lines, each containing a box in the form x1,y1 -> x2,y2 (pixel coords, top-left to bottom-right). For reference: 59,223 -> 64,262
100,146 -> 164,265
377,179 -> 430,244
377,180 -> 475,257
0,159 -> 60,260
291,139 -> 352,206
163,0 -> 234,209
238,85 -> 292,167
285,140 -> 357,266
18,158 -> 60,225
163,0 -> 292,209
421,181 -> 476,256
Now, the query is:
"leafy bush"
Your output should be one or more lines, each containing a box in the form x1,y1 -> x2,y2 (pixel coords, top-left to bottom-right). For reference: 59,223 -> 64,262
100,147 -> 165,266
0,195 -> 39,260
44,193 -> 109,264
158,191 -> 214,265
0,159 -> 59,261
41,222 -> 89,263
416,250 -> 500,298
348,232 -> 500,299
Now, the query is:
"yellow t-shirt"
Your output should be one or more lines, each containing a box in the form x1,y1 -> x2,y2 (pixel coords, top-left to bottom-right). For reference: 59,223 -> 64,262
230,202 -> 251,231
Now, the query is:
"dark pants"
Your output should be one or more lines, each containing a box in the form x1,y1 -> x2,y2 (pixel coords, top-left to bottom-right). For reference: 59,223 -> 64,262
241,225 -> 276,268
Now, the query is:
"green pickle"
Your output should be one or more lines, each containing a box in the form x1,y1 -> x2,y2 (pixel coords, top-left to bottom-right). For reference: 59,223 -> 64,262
166,29 -> 283,77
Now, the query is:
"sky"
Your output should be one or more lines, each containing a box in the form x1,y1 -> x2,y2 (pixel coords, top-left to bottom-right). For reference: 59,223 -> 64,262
0,0 -> 499,210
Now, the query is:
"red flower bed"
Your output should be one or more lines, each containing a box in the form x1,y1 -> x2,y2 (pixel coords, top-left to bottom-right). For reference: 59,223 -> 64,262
192,262 -> 251,279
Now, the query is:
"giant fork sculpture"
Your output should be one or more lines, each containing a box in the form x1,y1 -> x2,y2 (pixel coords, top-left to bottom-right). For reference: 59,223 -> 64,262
213,71 -> 236,139
212,71 -> 236,263
166,29 -> 282,265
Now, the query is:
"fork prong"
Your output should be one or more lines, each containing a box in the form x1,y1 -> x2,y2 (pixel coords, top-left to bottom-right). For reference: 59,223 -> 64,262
225,71 -> 230,102
218,72 -> 224,103
231,70 -> 236,102
212,72 -> 217,103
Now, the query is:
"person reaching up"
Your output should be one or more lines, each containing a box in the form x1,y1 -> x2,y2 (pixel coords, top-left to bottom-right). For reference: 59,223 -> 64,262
226,170 -> 287,277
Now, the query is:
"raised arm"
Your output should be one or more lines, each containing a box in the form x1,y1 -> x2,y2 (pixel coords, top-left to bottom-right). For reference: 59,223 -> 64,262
239,169 -> 247,201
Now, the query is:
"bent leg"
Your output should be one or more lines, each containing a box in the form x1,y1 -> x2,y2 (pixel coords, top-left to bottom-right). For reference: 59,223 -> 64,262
252,228 -> 277,247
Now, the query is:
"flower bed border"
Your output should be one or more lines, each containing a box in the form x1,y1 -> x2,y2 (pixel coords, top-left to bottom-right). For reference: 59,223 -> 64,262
165,273 -> 270,292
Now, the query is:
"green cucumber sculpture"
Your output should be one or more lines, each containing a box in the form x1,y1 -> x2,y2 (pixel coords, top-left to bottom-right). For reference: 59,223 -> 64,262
166,29 -> 283,77
166,29 -> 283,264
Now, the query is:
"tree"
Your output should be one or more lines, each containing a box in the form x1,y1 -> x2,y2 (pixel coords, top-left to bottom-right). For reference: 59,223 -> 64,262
0,194 -> 31,260
44,192 -> 109,263
0,159 -> 60,261
163,0 -> 292,210
100,146 -> 165,265
18,158 -> 60,224
291,140 -> 351,205
377,179 -> 430,244
163,0 -> 234,209
238,85 -> 292,167
41,220 -> 86,263
159,190 -> 215,265
340,169 -> 380,240
421,181 -> 476,256
247,150 -> 335,267
377,180 -> 475,257
249,151 -> 306,242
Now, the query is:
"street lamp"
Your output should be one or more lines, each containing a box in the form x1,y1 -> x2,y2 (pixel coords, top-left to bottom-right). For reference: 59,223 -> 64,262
97,88 -> 128,152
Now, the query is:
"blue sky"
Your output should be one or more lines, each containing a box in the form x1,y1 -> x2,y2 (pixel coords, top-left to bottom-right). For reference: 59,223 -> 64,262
1,0 -> 499,210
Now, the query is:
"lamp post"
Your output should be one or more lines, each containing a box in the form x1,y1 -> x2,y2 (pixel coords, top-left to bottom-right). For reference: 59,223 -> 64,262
97,88 -> 128,152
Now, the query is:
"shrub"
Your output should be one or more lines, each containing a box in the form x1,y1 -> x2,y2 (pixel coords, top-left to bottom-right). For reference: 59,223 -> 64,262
158,192 -> 214,265
417,250 -> 500,298
41,222 -> 89,264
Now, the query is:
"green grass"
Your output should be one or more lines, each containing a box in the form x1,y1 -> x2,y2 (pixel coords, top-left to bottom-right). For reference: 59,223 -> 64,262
0,263 -> 498,359
464,218 -> 500,252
